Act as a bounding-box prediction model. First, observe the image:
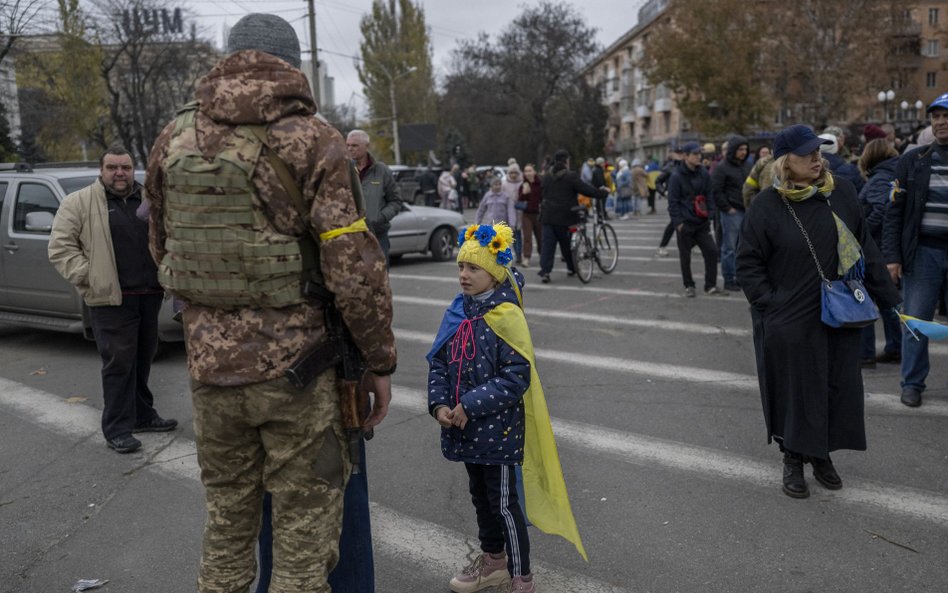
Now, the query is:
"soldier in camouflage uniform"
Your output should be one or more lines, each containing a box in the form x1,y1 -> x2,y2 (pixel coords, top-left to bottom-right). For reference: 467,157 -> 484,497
145,14 -> 396,593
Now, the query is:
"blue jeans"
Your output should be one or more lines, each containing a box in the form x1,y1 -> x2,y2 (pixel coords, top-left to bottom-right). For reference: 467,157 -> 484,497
901,244 -> 948,391
720,209 -> 744,284
256,439 -> 373,593
616,197 -> 631,216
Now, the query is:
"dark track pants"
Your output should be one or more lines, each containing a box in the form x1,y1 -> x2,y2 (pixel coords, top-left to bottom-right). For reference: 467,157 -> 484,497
539,224 -> 575,276
465,463 -> 531,578
89,293 -> 162,439
676,221 -> 718,290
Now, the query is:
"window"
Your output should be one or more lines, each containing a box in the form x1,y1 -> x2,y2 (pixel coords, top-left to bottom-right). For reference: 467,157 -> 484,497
930,7 -> 939,25
928,71 -> 938,88
0,181 -> 8,210
58,176 -> 97,195
925,39 -> 939,57
13,183 -> 58,233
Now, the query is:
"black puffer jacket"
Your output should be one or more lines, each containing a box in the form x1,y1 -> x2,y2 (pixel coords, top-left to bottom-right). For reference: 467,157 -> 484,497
539,166 -> 608,226
711,135 -> 751,212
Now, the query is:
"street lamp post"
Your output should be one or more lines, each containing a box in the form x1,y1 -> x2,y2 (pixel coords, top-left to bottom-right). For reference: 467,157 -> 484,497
915,99 -> 925,127
378,64 -> 417,165
900,100 -> 909,124
877,89 -> 895,122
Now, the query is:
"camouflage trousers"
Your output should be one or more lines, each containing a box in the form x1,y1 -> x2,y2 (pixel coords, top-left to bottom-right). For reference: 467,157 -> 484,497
192,369 -> 350,593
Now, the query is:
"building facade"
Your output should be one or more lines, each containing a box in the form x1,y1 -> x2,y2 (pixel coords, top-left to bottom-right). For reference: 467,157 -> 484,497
586,0 -> 947,163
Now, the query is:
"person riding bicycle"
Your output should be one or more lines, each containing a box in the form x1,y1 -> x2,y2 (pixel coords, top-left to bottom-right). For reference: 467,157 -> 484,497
537,149 -> 609,284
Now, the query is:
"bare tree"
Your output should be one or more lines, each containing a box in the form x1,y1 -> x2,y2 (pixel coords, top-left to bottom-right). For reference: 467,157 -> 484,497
0,0 -> 49,63
89,0 -> 217,162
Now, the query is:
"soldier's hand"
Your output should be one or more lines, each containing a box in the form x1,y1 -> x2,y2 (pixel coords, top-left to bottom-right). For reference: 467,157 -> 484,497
361,371 -> 392,430
887,263 -> 902,285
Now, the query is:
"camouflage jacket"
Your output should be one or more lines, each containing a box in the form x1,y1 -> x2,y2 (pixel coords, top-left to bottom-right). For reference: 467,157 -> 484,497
146,51 -> 396,386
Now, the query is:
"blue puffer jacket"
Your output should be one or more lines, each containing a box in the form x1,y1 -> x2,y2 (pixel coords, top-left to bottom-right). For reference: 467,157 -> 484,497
857,156 -> 898,244
427,271 -> 530,465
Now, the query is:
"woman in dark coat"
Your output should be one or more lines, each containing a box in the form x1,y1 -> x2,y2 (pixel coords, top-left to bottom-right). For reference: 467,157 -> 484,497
857,139 -> 902,366
737,125 -> 901,499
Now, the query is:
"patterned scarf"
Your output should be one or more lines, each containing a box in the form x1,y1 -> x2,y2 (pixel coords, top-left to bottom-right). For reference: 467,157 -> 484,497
775,172 -> 861,276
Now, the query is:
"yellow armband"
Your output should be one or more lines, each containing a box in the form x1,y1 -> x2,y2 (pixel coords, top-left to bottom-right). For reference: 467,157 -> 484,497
319,218 -> 369,242
744,176 -> 758,188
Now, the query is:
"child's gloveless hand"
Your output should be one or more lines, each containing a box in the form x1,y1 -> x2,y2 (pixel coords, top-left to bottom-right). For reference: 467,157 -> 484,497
450,403 -> 469,429
435,406 -> 453,428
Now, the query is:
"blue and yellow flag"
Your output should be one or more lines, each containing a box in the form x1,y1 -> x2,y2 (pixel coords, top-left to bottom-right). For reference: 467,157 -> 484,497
427,275 -> 587,561
899,314 -> 948,341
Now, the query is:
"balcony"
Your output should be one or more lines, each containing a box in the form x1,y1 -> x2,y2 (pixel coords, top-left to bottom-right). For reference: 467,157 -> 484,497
892,19 -> 922,37
636,104 -> 652,119
654,97 -> 673,112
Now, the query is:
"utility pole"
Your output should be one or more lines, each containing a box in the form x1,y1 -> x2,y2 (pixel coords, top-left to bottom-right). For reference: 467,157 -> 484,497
307,0 -> 320,108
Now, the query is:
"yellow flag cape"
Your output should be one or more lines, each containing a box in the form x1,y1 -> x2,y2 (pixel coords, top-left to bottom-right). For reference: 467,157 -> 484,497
483,300 -> 588,561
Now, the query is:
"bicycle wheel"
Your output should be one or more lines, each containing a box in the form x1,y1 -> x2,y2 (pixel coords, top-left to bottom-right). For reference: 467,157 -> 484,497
571,233 -> 594,283
594,223 -> 619,274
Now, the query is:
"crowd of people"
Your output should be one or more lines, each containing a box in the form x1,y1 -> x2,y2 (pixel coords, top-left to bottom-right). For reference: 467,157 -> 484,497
40,9 -> 948,592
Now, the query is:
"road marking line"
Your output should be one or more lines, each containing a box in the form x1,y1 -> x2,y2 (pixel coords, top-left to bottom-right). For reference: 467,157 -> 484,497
391,386 -> 948,527
394,295 -> 748,337
0,377 -> 630,593
389,274 -> 747,301
395,330 -> 948,417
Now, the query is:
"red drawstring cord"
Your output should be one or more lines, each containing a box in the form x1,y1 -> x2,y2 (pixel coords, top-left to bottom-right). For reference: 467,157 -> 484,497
449,316 -> 482,406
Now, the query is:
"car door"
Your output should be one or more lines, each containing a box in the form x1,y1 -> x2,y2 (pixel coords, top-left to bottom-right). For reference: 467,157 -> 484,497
387,203 -> 426,255
0,180 -> 80,315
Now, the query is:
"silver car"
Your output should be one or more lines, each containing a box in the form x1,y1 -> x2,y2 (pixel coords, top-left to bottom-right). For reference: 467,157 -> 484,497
0,166 -> 182,345
388,203 -> 466,262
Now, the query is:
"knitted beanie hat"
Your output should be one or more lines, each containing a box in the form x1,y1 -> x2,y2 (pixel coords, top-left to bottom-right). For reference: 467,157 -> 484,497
227,14 -> 301,69
457,222 -> 515,282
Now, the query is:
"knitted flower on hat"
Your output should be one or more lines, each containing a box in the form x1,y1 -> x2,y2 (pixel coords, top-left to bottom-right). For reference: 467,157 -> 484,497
457,222 -> 515,281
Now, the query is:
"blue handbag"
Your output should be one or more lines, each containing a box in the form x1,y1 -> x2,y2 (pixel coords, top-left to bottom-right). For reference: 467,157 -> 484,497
819,258 -> 879,328
783,198 -> 879,329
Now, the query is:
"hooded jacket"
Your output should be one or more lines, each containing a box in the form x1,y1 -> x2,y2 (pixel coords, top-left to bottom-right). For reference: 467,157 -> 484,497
539,165 -> 608,226
427,271 -> 530,464
711,135 -> 751,212
475,187 -> 517,226
358,153 -> 402,236
667,161 -> 713,227
146,51 -> 396,385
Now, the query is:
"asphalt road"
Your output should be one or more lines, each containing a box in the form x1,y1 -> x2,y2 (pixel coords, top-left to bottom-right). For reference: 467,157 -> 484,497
1,204 -> 946,593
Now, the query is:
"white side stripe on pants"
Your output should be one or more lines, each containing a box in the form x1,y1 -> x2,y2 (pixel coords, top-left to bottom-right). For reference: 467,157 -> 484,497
499,464 -> 523,577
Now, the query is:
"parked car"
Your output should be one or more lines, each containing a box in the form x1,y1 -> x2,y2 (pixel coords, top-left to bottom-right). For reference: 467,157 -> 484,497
0,165 -> 182,345
388,202 -> 466,262
389,164 -> 442,205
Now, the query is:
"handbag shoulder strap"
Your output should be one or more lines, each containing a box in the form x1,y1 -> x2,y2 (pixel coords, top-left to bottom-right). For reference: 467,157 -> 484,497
781,197 -> 829,284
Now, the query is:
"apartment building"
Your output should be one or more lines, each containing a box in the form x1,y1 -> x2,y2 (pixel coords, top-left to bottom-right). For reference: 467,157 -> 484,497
586,0 -> 947,163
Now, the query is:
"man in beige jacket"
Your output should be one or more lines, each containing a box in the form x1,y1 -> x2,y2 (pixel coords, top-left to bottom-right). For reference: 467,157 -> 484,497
48,146 -> 177,454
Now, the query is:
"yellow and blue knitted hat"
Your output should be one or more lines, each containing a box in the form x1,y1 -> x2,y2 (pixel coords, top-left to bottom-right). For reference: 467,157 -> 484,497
457,222 -> 515,282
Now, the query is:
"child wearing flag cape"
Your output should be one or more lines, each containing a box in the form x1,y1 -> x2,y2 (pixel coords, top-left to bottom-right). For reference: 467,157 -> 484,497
427,222 -> 586,593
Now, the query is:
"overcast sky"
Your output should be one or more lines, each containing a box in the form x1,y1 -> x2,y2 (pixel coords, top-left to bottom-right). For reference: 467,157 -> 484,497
188,0 -> 647,112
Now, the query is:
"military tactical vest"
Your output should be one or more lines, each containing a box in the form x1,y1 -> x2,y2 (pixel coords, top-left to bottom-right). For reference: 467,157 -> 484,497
158,105 -> 320,308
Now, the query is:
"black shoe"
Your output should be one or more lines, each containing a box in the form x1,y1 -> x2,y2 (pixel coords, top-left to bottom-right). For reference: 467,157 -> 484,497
782,452 -> 809,498
875,351 -> 901,364
724,282 -> 741,292
133,416 -> 179,433
107,434 -> 142,454
809,456 -> 842,490
860,358 -> 877,369
540,274 -> 551,284
566,270 -> 576,277
900,387 -> 922,407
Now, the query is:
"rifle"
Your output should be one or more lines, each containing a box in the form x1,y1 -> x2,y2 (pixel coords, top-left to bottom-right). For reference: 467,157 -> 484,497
284,281 -> 372,469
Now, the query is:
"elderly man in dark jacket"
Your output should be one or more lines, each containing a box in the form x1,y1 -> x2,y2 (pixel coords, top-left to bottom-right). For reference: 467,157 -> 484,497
669,141 -> 721,296
711,134 -> 751,291
346,129 -> 402,260
537,149 -> 608,283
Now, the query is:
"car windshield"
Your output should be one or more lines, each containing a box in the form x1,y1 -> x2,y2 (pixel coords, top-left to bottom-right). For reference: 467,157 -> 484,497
58,176 -> 98,195
57,171 -> 145,195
